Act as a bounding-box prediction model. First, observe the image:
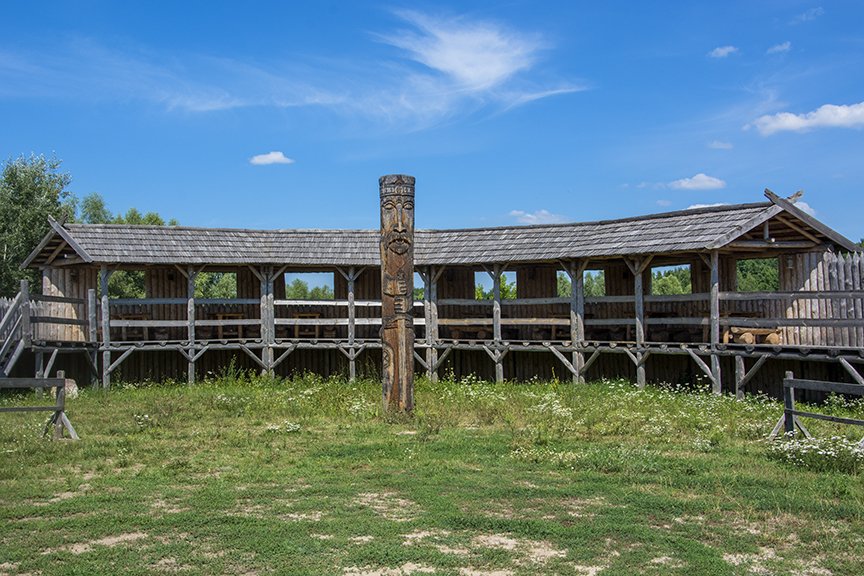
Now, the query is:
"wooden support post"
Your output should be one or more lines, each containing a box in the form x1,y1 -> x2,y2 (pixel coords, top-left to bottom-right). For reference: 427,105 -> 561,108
87,288 -> 98,387
187,267 -> 198,384
380,174 -> 415,413
100,266 -> 112,389
566,260 -> 588,384
490,264 -> 504,383
19,279 -> 31,347
266,267 -> 275,374
783,370 -> 796,435
710,250 -> 722,394
34,350 -> 44,397
347,266 -> 357,381
735,355 -> 745,400
633,259 -> 646,388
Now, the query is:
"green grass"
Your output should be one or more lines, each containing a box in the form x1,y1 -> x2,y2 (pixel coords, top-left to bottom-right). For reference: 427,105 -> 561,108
1,373 -> 863,575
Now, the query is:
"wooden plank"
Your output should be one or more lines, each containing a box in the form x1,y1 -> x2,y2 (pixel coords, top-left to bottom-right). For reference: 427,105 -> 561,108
788,410 -> 864,427
88,289 -> 97,344
719,290 -> 864,301
633,257 -> 645,388
784,377 -> 864,396
30,317 -> 89,326
0,377 -> 66,388
709,250 -> 721,394
100,266 -> 112,389
31,294 -> 85,304
19,280 -> 31,347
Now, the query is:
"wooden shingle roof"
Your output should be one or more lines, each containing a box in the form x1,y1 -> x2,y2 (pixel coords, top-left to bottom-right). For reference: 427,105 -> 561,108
24,197 -> 858,268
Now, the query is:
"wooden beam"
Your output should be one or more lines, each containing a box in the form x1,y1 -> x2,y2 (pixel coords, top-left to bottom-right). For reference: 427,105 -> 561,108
709,250 -> 721,394
100,266 -> 112,389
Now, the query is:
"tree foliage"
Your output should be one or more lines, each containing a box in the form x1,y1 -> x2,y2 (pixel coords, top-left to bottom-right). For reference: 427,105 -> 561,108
557,271 -> 606,297
737,258 -> 779,292
475,275 -> 517,299
651,266 -> 692,295
0,155 -> 76,296
285,279 -> 334,300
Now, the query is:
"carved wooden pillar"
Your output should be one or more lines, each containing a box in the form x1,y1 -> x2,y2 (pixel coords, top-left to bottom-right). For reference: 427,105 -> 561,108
380,174 -> 415,413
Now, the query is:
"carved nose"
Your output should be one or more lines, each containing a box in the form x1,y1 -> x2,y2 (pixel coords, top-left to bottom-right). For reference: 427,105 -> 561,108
395,206 -> 405,231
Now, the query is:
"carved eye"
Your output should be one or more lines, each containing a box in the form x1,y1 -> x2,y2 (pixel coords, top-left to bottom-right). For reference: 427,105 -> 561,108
383,201 -> 396,210
403,202 -> 414,211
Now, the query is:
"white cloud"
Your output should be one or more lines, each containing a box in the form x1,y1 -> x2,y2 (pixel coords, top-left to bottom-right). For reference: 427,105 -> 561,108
669,173 -> 727,190
747,101 -> 864,135
791,7 -> 824,24
249,151 -> 295,165
381,11 -> 539,91
509,209 -> 569,225
687,203 -> 728,210
708,46 -> 738,58
656,199 -> 672,207
767,41 -> 792,54
708,140 -> 733,149
794,201 -> 816,216
0,10 -> 582,130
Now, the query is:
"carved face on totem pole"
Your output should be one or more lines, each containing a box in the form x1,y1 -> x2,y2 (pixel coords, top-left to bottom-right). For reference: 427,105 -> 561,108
379,174 -> 415,413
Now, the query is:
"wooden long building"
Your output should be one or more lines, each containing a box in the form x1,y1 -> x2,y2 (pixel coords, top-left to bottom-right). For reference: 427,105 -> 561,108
3,188 -> 864,396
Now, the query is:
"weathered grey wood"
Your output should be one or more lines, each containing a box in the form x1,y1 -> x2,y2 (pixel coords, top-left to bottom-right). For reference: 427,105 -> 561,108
728,240 -> 818,249
546,344 -> 578,376
100,266 -> 112,389
0,377 -> 66,388
31,294 -> 84,304
735,355 -> 745,400
709,250 -> 721,394
784,376 -> 864,396
346,266 -> 358,381
565,259 -> 588,383
87,289 -> 97,344
2,340 -> 26,377
684,347 -> 717,387
19,280 -> 31,346
838,357 -> 864,386
783,371 -> 796,434
720,290 -> 864,301
380,174 -> 415,413
632,258 -> 646,388
107,347 -> 136,374
110,298 -> 188,305
787,410 -> 864,427
30,316 -> 89,326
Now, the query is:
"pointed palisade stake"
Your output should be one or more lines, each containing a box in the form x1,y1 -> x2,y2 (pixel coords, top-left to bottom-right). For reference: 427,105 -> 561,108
379,174 -> 415,414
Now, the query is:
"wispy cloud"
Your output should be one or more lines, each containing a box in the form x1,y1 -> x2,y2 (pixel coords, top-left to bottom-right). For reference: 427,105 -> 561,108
791,7 -> 824,24
708,46 -> 738,59
380,10 -> 539,91
249,151 -> 295,165
509,209 -> 569,224
794,201 -> 816,216
747,101 -> 864,135
708,140 -> 733,149
687,203 -> 728,209
0,11 -> 581,130
767,41 -> 792,54
656,199 -> 672,207
669,173 -> 727,190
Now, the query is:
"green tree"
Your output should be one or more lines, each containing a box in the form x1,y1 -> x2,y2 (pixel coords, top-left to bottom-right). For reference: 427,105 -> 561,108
78,192 -> 183,298
651,266 -> 691,295
195,273 -> 237,299
584,270 -> 605,297
557,272 -> 571,297
475,274 -> 516,299
0,155 -> 76,296
737,258 -> 779,292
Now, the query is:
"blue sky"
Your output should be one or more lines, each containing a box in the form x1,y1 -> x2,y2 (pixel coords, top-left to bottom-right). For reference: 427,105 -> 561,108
2,1 -> 863,241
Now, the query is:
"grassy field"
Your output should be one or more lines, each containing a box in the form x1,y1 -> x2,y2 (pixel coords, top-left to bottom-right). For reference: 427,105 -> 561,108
1,373 -> 863,576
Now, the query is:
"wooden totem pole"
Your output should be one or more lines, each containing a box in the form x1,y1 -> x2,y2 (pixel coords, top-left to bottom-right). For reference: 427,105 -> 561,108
379,174 -> 415,413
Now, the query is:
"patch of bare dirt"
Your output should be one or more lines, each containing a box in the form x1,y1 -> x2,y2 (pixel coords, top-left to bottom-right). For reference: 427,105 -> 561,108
150,497 -> 190,516
43,532 -> 148,555
350,535 -> 375,544
458,570 -> 513,576
472,534 -> 566,565
343,563 -> 435,575
151,557 -> 192,572
402,530 -> 469,556
354,492 -> 419,522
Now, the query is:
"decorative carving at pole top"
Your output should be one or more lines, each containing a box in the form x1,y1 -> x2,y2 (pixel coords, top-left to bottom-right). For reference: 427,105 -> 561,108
379,174 -> 416,196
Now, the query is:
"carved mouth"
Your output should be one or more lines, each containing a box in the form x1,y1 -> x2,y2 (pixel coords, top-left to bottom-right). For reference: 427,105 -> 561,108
388,234 -> 411,254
